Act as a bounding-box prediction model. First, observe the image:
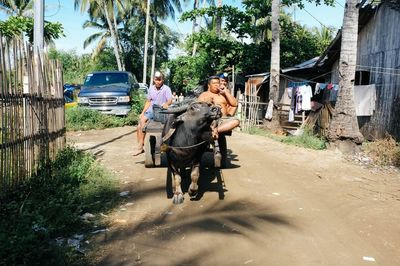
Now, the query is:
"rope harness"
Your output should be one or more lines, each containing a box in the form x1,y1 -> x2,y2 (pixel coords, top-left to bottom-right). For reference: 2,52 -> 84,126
160,128 -> 209,153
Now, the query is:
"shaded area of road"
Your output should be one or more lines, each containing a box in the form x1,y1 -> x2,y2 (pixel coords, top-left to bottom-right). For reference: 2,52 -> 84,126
68,126 -> 400,266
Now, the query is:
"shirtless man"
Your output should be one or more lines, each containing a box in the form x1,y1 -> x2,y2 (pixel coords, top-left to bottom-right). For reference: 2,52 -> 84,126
198,75 -> 240,137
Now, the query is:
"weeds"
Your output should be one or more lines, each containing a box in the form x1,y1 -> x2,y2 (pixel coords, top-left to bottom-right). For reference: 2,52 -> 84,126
281,131 -> 327,150
66,107 -> 138,131
247,127 -> 327,150
66,90 -> 146,131
363,134 -> 400,166
0,147 -> 119,265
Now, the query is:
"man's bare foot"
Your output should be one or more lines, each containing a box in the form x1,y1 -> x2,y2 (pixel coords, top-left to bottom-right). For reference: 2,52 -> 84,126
132,147 -> 144,156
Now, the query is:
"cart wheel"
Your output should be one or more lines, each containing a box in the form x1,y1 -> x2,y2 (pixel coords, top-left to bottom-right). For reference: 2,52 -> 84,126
218,135 -> 228,168
144,135 -> 155,168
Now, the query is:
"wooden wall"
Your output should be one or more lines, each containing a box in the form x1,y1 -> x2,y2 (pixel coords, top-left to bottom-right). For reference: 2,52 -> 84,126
331,4 -> 400,140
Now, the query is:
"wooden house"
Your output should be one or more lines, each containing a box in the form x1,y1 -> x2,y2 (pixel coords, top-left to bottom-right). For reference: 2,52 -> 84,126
245,2 -> 400,140
315,3 -> 400,140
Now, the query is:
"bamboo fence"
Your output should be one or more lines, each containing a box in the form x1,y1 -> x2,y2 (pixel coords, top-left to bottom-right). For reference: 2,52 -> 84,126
0,35 -> 65,198
239,82 -> 262,132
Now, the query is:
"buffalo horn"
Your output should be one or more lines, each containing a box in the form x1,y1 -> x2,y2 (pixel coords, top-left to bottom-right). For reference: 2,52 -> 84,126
161,105 -> 188,114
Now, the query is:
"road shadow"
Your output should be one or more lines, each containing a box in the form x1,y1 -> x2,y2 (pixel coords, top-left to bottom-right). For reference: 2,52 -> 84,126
80,129 -> 136,152
96,199 -> 296,266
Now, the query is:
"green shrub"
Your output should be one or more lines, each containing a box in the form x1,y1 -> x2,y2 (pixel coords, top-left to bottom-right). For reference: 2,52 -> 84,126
281,131 -> 327,150
0,147 -> 119,265
363,135 -> 400,166
130,90 -> 146,115
66,107 -> 138,131
247,127 -> 327,150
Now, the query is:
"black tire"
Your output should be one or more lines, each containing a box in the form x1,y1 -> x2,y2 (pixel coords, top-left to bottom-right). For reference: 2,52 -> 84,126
218,135 -> 228,168
144,135 -> 155,168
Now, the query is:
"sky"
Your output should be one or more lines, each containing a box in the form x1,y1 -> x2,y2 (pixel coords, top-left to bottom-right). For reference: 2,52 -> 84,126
1,0 -> 345,55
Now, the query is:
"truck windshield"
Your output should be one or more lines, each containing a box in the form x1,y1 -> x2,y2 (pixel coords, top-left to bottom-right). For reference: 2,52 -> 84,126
84,73 -> 129,86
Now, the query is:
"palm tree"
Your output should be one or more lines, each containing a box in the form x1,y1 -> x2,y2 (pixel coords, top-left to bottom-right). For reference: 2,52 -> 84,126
265,0 -> 281,130
0,0 -> 33,16
313,26 -> 334,52
143,0 -> 183,83
82,14 -> 111,59
191,0 -> 214,56
74,0 -> 124,70
328,0 -> 363,143
215,0 -> 222,37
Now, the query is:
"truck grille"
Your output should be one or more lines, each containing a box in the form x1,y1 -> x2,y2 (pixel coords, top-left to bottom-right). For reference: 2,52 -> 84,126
89,97 -> 117,105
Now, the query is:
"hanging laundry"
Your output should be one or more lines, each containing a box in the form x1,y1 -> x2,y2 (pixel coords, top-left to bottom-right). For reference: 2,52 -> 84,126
315,83 -> 327,95
296,87 -> 303,114
288,109 -> 294,122
290,86 -> 297,110
354,84 -> 377,116
327,83 -> 334,90
329,84 -> 340,102
299,85 -> 312,111
265,99 -> 274,120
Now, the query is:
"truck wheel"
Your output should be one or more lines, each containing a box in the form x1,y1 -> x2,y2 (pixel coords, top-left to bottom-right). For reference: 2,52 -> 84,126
144,135 -> 155,168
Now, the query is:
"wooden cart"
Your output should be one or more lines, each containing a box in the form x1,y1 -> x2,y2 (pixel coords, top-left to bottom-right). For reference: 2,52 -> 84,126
142,120 -> 228,168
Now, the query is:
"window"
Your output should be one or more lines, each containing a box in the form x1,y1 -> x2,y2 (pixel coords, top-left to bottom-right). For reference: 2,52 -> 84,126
355,71 -> 370,85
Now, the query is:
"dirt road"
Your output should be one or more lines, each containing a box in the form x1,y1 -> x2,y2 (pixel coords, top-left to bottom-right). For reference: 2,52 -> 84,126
68,126 -> 400,266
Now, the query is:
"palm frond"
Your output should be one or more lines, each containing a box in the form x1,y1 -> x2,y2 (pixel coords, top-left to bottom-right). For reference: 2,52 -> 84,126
83,32 -> 106,48
91,35 -> 108,59
83,20 -> 107,30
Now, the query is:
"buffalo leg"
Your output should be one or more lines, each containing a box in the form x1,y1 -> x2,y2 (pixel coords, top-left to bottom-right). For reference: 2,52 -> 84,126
171,169 -> 184,204
188,163 -> 200,198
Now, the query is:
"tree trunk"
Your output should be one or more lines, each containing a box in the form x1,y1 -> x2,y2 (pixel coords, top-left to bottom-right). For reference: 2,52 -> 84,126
150,16 -> 157,81
111,0 -> 125,70
328,0 -> 363,144
102,1 -> 123,71
265,0 -> 281,131
143,0 -> 151,84
216,0 -> 222,37
191,0 -> 199,56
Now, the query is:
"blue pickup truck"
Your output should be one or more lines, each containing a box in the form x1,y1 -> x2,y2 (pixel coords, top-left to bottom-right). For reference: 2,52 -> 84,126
78,71 -> 140,116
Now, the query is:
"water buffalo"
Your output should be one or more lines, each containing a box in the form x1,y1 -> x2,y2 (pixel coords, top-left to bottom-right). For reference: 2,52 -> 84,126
161,101 -> 222,204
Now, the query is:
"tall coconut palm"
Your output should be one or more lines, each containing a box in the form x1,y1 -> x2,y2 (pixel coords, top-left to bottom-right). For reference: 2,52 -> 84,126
215,0 -> 222,37
0,0 -> 33,16
82,14 -> 112,59
191,0 -> 214,56
74,0 -> 124,70
143,0 -> 183,83
265,0 -> 281,130
328,0 -> 363,143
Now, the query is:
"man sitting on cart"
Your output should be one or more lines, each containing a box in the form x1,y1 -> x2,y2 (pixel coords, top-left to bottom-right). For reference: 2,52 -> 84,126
133,71 -> 173,156
198,75 -> 240,138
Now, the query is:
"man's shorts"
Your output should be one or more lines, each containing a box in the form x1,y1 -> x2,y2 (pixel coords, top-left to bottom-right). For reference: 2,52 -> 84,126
144,110 -> 153,120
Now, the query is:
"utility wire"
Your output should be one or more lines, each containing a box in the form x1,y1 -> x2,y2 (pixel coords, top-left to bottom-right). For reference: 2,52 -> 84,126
356,64 -> 400,72
334,0 -> 344,8
303,8 -> 329,29
45,0 -> 61,18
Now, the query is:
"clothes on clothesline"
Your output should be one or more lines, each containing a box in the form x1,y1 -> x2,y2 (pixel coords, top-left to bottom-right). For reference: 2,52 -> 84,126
286,84 -> 312,121
288,85 -> 312,112
315,82 -> 339,96
354,84 -> 376,116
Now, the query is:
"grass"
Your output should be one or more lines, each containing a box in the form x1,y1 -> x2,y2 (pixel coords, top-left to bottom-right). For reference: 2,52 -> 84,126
66,107 -> 138,131
247,126 -> 327,150
66,91 -> 146,131
0,147 -> 120,265
362,134 -> 400,166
